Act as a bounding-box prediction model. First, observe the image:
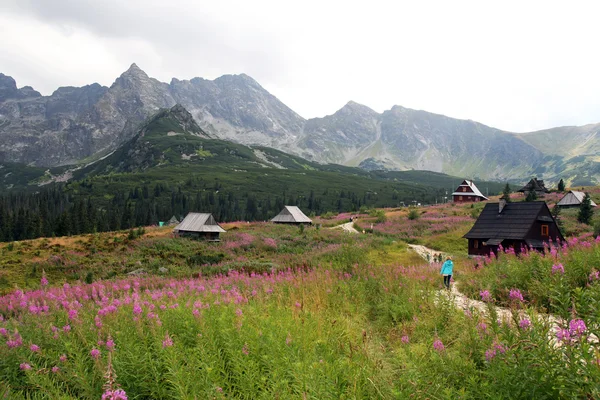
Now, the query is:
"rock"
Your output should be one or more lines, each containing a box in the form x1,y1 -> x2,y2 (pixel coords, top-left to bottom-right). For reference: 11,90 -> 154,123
158,267 -> 169,274
127,268 -> 146,276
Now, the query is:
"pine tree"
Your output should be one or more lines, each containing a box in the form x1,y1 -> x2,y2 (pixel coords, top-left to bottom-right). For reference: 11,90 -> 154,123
525,190 -> 538,202
551,204 -> 564,234
557,179 -> 565,192
578,192 -> 594,225
501,183 -> 511,202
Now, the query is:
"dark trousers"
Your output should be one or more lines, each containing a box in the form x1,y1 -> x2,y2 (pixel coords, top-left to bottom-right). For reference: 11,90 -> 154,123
443,275 -> 452,289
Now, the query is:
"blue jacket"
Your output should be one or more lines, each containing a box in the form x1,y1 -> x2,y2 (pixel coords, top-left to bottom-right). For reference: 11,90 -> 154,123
440,260 -> 454,275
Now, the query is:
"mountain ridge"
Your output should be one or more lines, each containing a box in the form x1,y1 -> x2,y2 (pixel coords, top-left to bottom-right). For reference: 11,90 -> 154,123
1,64 -> 599,184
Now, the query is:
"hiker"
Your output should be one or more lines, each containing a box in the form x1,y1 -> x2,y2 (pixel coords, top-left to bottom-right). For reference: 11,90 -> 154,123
440,256 -> 454,289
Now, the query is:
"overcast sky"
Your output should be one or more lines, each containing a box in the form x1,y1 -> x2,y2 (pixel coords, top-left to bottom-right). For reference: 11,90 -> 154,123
1,0 -> 598,132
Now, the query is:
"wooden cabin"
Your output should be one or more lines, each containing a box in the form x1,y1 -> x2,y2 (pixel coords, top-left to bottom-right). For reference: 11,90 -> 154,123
271,206 -> 312,225
518,178 -> 549,196
173,213 -> 226,241
556,191 -> 597,208
452,180 -> 488,203
464,200 -> 563,256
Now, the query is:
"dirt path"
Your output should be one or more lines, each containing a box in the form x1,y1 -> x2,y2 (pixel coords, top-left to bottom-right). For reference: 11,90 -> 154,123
407,244 -> 445,262
330,221 -> 360,234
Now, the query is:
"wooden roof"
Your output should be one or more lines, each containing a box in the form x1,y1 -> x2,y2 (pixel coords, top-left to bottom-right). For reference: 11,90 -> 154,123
556,191 -> 597,207
451,179 -> 488,199
271,206 -> 312,223
518,178 -> 549,193
174,213 -> 226,233
464,201 -> 556,240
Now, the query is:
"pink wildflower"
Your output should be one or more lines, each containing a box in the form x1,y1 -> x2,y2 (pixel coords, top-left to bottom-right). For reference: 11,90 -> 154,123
133,304 -> 142,315
569,319 -> 587,337
401,335 -> 410,344
19,363 -> 32,370
485,349 -> 496,361
479,290 -> 492,302
51,366 -> 60,373
90,348 -> 101,359
589,270 -> 600,282
509,289 -> 524,302
242,343 -> 249,355
519,318 -> 531,330
106,338 -> 115,351
30,344 -> 40,353
68,309 -> 78,320
63,325 -> 71,333
59,354 -> 67,362
235,308 -> 243,317
433,339 -> 445,352
556,328 -> 571,343
101,389 -> 128,400
551,264 -> 565,275
162,333 -> 173,348
40,272 -> 48,287
0,327 -> 7,337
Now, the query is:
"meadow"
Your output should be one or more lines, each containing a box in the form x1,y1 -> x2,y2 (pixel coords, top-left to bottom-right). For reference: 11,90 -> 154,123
1,191 -> 600,399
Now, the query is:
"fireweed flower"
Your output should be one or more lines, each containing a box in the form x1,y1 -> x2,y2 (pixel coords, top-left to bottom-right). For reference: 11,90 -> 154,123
509,289 -> 524,302
19,363 -> 32,370
68,309 -> 78,320
485,349 -> 497,361
101,389 -> 128,400
433,339 -> 445,352
589,270 -> 600,282
569,319 -> 587,337
30,344 -> 40,353
551,264 -> 565,275
106,338 -> 115,351
51,366 -> 60,373
90,348 -> 101,359
401,335 -> 410,344
40,273 -> 49,287
556,328 -> 571,343
162,333 -> 173,348
480,290 -> 492,302
59,354 -> 67,362
518,318 -> 531,330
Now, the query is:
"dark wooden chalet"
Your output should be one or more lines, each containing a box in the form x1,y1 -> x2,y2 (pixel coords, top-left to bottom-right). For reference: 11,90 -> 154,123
464,200 -> 564,256
452,180 -> 488,203
518,178 -> 549,196
173,213 -> 226,241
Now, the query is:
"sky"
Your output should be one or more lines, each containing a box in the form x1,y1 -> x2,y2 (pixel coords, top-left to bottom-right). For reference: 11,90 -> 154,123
1,0 -> 599,133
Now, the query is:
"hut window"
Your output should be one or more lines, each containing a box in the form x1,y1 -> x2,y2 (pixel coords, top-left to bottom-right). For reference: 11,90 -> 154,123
459,196 -> 463,201
541,225 -> 549,236
473,240 -> 479,249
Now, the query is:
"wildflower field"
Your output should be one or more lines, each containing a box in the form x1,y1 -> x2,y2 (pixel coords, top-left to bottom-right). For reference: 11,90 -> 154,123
1,195 -> 600,399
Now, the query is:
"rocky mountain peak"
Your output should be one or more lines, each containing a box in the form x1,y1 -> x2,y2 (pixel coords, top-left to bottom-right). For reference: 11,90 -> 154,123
0,73 -> 19,102
336,101 -> 378,117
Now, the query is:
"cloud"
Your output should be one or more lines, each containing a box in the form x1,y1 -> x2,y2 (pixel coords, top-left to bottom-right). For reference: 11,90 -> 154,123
1,0 -> 599,132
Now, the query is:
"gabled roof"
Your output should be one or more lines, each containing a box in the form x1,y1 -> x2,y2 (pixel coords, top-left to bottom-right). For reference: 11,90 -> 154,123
518,178 -> 549,193
167,215 -> 180,226
271,206 -> 312,223
464,201 -> 556,240
174,213 -> 226,233
451,179 -> 488,199
556,191 -> 597,207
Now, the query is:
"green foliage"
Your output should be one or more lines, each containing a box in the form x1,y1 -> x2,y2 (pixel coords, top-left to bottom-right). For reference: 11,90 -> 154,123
369,209 -> 387,223
501,183 -> 511,202
407,208 -> 419,220
578,192 -> 594,225
557,178 -> 565,192
525,190 -> 538,202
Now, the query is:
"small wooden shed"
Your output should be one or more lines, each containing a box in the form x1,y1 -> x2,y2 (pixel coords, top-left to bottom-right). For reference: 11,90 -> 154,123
556,191 -> 597,208
174,213 -> 226,241
271,206 -> 312,225
518,178 -> 549,196
452,180 -> 488,203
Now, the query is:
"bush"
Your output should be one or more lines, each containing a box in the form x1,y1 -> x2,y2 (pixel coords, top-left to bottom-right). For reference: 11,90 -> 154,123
407,209 -> 419,220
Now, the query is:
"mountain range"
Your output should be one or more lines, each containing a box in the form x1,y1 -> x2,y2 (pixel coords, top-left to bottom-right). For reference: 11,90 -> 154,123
1,64 -> 599,185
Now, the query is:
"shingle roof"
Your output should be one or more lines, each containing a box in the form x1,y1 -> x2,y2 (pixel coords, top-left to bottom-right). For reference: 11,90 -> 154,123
557,191 -> 597,207
174,213 -> 226,233
451,180 -> 489,199
518,178 -> 549,193
464,201 -> 552,240
271,206 -> 312,223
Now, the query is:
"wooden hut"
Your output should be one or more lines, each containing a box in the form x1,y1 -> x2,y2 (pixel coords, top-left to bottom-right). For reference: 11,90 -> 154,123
464,200 -> 563,256
271,206 -> 312,225
452,180 -> 488,203
167,215 -> 180,226
556,191 -> 597,208
518,178 -> 549,196
173,213 -> 226,241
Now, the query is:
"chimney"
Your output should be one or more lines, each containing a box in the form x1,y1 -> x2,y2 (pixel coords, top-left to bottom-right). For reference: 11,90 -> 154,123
499,199 -> 506,214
